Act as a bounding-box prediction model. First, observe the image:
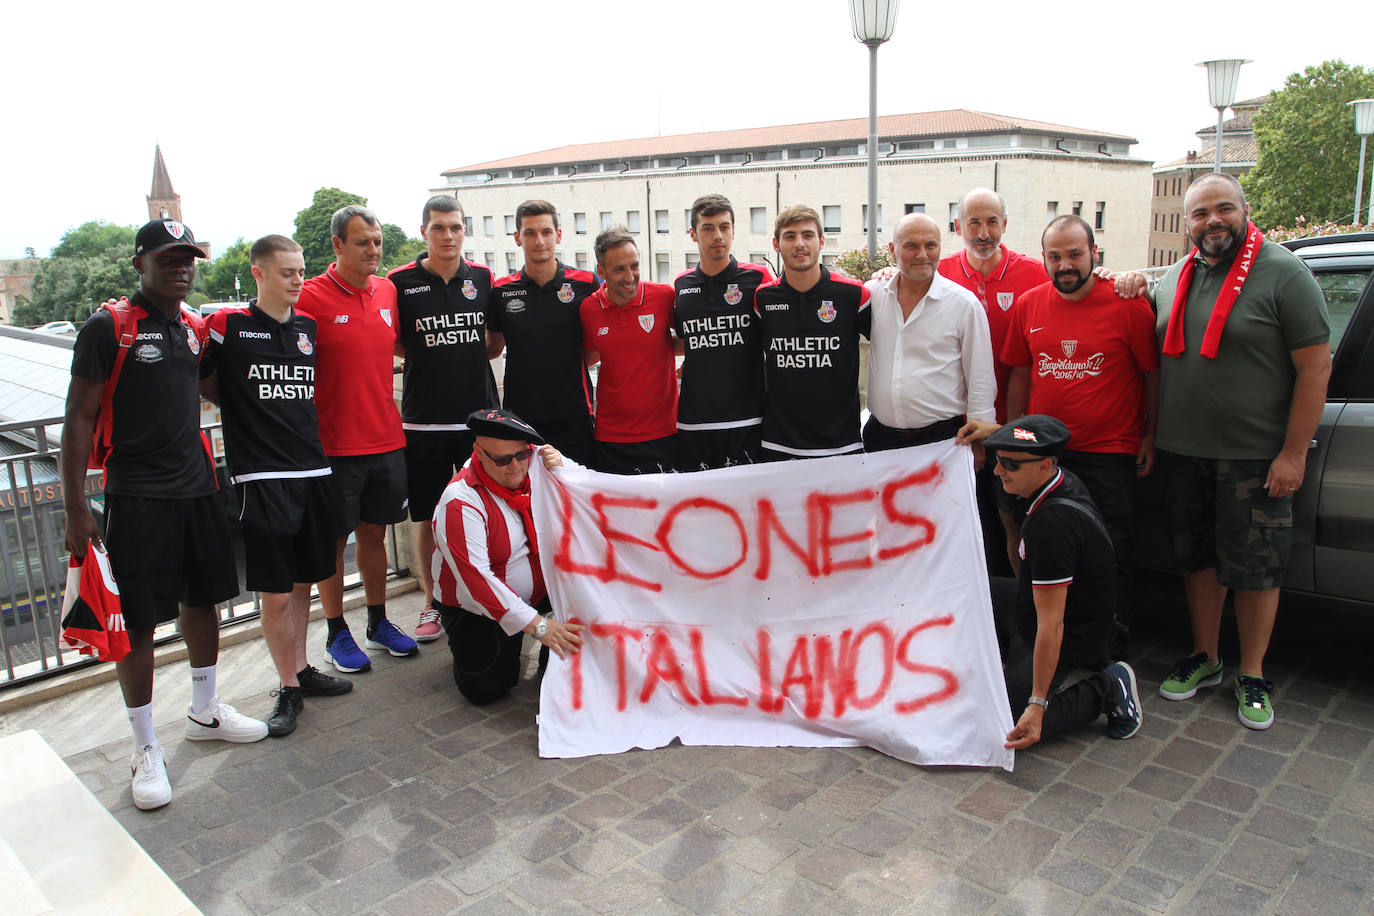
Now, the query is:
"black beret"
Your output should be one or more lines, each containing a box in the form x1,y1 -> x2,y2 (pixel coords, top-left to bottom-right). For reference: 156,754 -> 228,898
466,408 -> 545,445
984,415 -> 1070,457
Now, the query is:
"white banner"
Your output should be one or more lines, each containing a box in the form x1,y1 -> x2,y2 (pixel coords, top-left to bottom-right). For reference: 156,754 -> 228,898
532,442 -> 1014,770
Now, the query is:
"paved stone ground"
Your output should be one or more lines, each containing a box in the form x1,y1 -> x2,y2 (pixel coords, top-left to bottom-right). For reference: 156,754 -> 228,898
27,580 -> 1374,914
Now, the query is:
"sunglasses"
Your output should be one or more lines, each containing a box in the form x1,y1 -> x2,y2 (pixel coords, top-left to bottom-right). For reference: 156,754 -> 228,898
481,444 -> 534,467
995,454 -> 1040,472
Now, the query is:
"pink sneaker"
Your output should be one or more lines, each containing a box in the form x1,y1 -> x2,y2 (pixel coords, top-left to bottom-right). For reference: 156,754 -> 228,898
414,606 -> 443,642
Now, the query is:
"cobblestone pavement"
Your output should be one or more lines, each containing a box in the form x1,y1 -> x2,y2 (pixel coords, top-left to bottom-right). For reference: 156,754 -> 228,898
32,582 -> 1374,914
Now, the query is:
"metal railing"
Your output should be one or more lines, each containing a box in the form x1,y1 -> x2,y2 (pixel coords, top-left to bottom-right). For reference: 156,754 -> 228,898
0,415 -> 407,689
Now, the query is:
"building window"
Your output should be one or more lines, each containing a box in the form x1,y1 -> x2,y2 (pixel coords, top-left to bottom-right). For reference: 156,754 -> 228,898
506,252 -> 519,274
574,212 -> 587,235
688,154 -> 715,165
483,216 -> 494,236
821,254 -> 838,268
1096,249 -> 1105,267
464,216 -> 474,235
1072,201 -> 1083,217
861,204 -> 883,232
1047,201 -> 1058,221
1094,202 -> 1106,231
685,253 -> 700,270
761,149 -> 784,161
948,202 -> 959,231
627,211 -> 641,234
575,251 -> 588,270
1151,249 -> 1156,267
904,203 -> 925,214
655,252 -> 671,283
504,215 -> 516,235
822,205 -> 841,233
750,207 -> 767,234
684,209 -> 693,230
600,211 -> 613,230
655,210 -> 669,234
484,252 -> 496,271
749,252 -> 769,268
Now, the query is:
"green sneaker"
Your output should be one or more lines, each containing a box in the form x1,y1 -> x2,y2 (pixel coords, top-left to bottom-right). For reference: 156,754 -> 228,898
1235,675 -> 1275,730
1159,652 -> 1224,700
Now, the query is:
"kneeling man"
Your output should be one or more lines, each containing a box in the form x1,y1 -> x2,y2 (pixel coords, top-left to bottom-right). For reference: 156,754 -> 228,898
981,415 -> 1142,749
432,408 -> 584,704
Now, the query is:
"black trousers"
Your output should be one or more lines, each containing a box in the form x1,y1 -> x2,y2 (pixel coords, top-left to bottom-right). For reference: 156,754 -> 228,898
1059,450 -> 1135,655
990,576 -> 1110,739
861,415 -> 964,451
436,600 -> 548,705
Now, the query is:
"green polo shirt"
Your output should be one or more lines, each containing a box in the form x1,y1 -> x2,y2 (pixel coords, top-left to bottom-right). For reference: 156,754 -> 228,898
1152,239 -> 1329,460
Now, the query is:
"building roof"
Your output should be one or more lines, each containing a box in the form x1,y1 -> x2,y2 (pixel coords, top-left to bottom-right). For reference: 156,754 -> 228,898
1196,95 -> 1270,136
0,326 -> 76,449
443,109 -> 1137,175
149,145 -> 176,200
1156,138 -> 1259,171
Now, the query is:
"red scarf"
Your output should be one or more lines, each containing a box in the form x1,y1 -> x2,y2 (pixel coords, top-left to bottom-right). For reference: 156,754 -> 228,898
1163,221 -> 1263,360
465,446 -> 545,604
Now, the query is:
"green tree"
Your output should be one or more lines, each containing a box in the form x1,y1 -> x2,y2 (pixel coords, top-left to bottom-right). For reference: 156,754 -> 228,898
49,220 -> 136,260
832,247 -> 895,282
293,187 -> 366,276
381,224 -> 425,271
1244,60 -> 1374,228
201,238 -> 255,302
22,221 -> 140,325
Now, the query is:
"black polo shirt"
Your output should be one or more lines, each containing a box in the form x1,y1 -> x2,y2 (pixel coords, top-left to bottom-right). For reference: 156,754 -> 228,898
388,255 -> 499,429
1015,468 -> 1116,670
490,262 -> 600,424
71,292 -> 217,498
753,267 -> 871,456
673,258 -> 774,429
200,302 -> 330,485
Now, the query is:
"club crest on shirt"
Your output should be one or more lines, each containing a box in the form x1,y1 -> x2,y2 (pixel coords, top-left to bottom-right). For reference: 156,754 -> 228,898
1061,340 -> 1078,358
379,308 -> 393,328
185,325 -> 200,355
997,292 -> 1014,311
297,332 -> 314,355
638,314 -> 655,333
462,279 -> 477,300
817,300 -> 836,323
164,220 -> 186,239
724,283 -> 742,305
557,283 -> 575,303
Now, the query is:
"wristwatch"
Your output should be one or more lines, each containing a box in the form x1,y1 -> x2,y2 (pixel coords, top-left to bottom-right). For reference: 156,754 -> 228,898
533,617 -> 549,639
1027,696 -> 1049,709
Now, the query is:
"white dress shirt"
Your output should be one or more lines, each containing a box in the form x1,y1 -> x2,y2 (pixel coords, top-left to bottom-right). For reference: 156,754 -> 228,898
865,270 -> 996,428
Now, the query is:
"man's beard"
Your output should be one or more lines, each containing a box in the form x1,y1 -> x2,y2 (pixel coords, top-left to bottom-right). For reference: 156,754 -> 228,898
1193,222 -> 1246,259
1052,269 -> 1090,295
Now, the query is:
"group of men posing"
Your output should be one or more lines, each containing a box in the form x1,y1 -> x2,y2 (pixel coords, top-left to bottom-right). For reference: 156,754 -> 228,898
60,171 -> 1329,810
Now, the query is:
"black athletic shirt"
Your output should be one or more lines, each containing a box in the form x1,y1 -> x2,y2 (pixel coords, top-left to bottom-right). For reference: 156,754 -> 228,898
489,262 -> 600,424
673,258 -> 774,429
388,256 -> 499,428
753,268 -> 872,456
1016,468 -> 1116,670
200,302 -> 330,485
70,291 -> 217,498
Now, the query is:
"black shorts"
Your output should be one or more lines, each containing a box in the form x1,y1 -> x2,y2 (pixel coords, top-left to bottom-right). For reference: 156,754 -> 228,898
530,416 -> 596,468
328,449 -> 408,536
103,492 -> 239,629
675,425 -> 762,471
404,429 -> 475,522
239,476 -> 339,593
595,436 -> 677,475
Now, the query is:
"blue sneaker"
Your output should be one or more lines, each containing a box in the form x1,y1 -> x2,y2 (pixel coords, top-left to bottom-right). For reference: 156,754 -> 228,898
1104,661 -> 1142,739
365,619 -> 419,657
326,630 -> 372,673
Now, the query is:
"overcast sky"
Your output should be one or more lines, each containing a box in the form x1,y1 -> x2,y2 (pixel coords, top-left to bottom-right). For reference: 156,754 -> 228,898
2,0 -> 1367,259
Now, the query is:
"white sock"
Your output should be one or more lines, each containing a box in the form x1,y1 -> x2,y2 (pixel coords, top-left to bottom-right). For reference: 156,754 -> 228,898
190,664 -> 217,713
127,702 -> 156,750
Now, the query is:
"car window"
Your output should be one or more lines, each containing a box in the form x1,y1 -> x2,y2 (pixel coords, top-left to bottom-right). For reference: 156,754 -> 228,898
1311,268 -> 1370,348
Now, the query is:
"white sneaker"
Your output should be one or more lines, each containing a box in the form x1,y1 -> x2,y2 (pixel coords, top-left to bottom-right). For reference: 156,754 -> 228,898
186,697 -> 269,743
131,744 -> 172,810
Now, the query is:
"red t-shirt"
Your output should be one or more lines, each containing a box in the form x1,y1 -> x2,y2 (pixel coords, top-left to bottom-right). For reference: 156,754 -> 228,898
939,246 -> 1049,422
1001,279 -> 1159,454
297,265 -> 405,457
580,282 -> 678,443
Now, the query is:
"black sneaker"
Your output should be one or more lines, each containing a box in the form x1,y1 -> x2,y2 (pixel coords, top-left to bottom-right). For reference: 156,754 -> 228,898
297,664 -> 354,697
267,687 -> 303,737
1104,662 -> 1143,739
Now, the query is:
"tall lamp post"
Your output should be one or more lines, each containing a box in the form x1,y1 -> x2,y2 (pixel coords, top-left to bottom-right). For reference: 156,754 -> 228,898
850,0 -> 899,260
1198,58 -> 1249,174
1349,99 -> 1374,226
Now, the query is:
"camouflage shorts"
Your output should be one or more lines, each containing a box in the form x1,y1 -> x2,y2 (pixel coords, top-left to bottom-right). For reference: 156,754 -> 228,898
1164,452 -> 1293,591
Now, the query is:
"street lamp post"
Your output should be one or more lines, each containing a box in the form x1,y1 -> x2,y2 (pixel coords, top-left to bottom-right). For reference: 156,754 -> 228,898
1198,59 -> 1249,174
850,0 -> 899,261
1349,99 -> 1374,226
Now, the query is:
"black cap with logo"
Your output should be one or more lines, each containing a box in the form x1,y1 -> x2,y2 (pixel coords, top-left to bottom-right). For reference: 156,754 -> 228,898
984,415 -> 1071,457
134,219 -> 208,258
466,408 -> 545,445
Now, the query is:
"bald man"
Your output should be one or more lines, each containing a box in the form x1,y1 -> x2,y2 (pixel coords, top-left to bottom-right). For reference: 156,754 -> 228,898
864,213 -> 994,450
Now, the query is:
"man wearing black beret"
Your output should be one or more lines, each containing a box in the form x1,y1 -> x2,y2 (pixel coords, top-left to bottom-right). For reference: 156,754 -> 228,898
975,415 -> 1143,750
430,408 -> 584,704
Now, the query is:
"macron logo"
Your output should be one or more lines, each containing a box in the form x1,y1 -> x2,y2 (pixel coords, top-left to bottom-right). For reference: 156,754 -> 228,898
764,303 -> 789,311
239,330 -> 271,340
